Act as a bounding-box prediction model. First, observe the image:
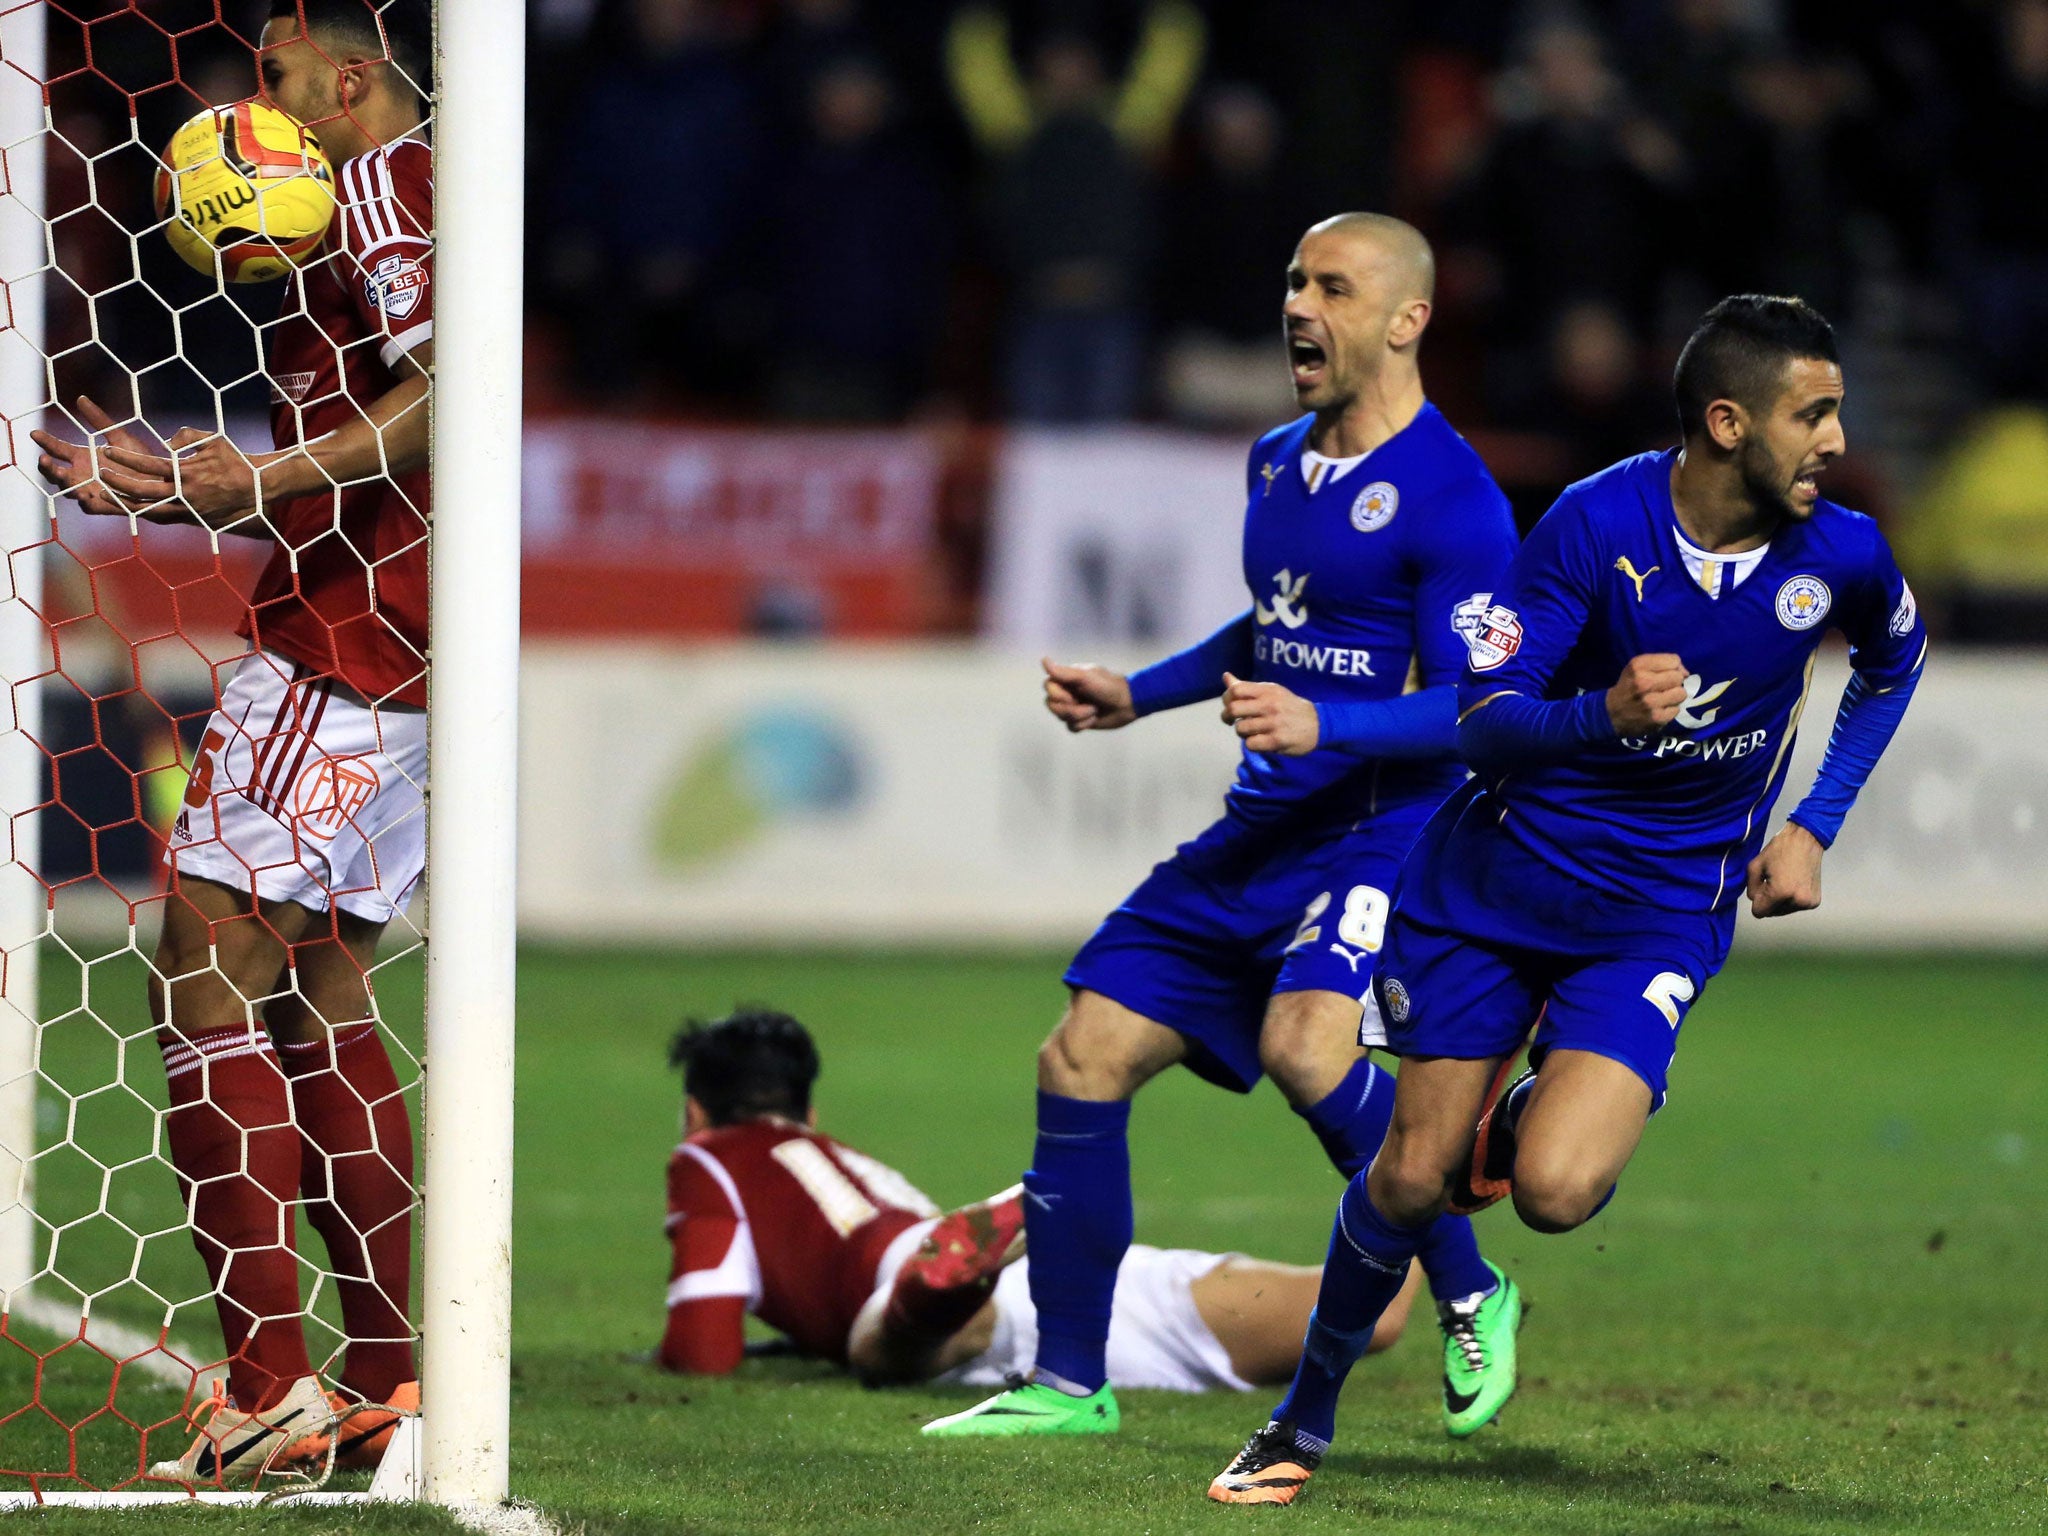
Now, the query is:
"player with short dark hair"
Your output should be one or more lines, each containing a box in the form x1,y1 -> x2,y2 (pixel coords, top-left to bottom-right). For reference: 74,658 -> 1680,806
1208,294 -> 1925,1504
658,1010 -> 1421,1392
33,0 -> 435,1486
924,214 -> 1525,1439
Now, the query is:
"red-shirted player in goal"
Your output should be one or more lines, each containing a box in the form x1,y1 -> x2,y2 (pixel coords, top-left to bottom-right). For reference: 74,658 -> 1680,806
33,0 -> 434,1486
661,1010 -> 1422,1394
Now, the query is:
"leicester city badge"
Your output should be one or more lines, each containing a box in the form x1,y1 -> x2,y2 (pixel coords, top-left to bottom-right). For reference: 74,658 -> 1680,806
1381,976 -> 1411,1025
1775,574 -> 1831,631
1350,481 -> 1399,533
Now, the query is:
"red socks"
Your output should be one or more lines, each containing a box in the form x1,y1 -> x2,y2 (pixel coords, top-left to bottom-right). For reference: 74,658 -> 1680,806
159,1029 -> 314,1413
276,1024 -> 418,1401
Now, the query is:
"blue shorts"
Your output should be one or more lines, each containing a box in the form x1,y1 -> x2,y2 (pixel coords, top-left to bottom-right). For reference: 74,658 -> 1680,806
1065,811 -> 1428,1093
1370,786 -> 1733,1109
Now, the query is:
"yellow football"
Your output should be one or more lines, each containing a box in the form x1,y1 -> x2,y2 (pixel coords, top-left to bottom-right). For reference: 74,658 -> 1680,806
154,100 -> 336,283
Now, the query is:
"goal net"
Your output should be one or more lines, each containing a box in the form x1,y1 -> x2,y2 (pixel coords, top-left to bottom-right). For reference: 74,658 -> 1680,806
0,0 -> 518,1506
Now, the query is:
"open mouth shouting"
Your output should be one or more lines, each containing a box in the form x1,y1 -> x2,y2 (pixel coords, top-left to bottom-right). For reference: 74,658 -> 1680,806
1791,461 -> 1827,506
1287,332 -> 1329,392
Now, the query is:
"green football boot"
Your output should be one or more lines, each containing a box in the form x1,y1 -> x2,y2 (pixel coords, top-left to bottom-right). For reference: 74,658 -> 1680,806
1438,1262 -> 1522,1437
921,1374 -> 1119,1437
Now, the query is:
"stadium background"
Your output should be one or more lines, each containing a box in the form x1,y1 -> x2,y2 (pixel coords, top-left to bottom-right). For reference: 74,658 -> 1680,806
12,0 -> 2048,1530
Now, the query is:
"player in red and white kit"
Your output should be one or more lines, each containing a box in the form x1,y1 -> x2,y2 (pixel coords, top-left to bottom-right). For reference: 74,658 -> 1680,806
660,1011 -> 1421,1394
34,0 -> 434,1485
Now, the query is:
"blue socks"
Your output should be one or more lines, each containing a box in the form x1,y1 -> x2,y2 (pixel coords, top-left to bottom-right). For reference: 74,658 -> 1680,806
1273,1172 -> 1425,1444
1297,1057 -> 1494,1304
1024,1091 -> 1132,1394
1415,1208 -> 1494,1303
1296,1056 -> 1391,1176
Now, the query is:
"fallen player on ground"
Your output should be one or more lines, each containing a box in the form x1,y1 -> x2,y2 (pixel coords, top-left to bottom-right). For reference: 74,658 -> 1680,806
656,1008 -> 1424,1393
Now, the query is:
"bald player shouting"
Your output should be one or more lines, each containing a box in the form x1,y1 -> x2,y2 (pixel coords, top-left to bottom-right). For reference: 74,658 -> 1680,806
925,214 -> 1526,1440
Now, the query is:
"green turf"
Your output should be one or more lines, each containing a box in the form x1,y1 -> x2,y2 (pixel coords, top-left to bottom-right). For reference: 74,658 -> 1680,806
6,946 -> 2047,1533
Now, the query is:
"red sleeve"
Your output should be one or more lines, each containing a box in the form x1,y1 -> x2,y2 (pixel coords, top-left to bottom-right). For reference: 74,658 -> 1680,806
658,1150 -> 750,1375
339,142 -> 433,369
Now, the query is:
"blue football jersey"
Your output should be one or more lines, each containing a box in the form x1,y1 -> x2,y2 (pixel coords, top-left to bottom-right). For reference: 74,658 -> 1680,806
1457,449 -> 1926,914
1218,404 -> 1516,839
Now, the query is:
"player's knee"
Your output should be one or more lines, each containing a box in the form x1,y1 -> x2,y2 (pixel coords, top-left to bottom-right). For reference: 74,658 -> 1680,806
1257,1025 -> 1336,1107
1035,1021 -> 1130,1100
1037,995 -> 1174,1100
1509,1159 -> 1607,1234
1366,1144 -> 1450,1227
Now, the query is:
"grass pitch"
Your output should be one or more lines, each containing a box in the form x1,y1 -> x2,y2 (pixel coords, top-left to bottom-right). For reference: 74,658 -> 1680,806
5,946 -> 2046,1533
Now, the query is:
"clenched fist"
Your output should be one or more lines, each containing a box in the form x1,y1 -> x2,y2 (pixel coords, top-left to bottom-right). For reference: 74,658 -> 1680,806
1607,653 -> 1688,736
1746,821 -> 1824,918
1220,673 -> 1319,755
1042,657 -> 1138,733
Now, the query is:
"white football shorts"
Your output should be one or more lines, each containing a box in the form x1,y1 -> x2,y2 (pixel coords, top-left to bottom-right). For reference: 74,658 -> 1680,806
936,1245 -> 1255,1394
166,650 -> 427,924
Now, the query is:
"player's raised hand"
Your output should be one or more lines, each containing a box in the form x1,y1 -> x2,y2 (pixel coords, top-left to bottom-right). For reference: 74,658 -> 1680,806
30,397 -> 163,517
1606,653 -> 1689,735
101,426 -> 264,523
1042,657 -> 1137,732
1221,673 -> 1319,755
1745,821 -> 1824,918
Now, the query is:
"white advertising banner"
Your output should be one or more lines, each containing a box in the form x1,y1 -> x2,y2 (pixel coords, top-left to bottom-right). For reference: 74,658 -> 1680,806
518,644 -> 2048,950
984,430 -> 1251,650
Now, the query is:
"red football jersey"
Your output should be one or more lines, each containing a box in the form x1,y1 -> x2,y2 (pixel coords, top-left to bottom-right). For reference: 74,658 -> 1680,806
659,1118 -> 939,1372
246,135 -> 434,708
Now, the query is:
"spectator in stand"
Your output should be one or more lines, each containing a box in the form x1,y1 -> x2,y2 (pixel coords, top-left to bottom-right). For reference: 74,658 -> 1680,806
1627,0 -> 1858,311
1445,16 -> 1681,420
766,56 -> 948,421
760,0 -> 874,137
1158,85 -> 1300,430
1495,299 -> 1674,483
948,1 -> 1205,423
543,0 -> 760,400
1956,0 -> 2048,399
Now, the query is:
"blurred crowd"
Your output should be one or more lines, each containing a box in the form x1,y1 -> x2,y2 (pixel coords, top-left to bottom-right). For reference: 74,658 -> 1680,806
27,0 -> 2048,632
526,1 -> 2048,441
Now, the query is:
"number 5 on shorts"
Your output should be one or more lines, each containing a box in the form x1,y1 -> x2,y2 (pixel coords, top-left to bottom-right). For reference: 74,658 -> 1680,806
1642,971 -> 1697,1029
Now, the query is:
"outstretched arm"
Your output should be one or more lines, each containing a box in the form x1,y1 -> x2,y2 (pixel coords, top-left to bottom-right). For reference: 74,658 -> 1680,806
1043,609 -> 1254,733
1122,609 -> 1257,717
1221,677 -> 1459,758
34,352 -> 430,533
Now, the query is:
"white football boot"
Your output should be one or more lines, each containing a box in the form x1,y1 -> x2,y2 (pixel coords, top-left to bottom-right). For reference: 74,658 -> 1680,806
148,1373 -> 334,1485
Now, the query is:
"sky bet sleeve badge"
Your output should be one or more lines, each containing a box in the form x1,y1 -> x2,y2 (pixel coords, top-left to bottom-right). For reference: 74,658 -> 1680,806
1466,605 -> 1525,670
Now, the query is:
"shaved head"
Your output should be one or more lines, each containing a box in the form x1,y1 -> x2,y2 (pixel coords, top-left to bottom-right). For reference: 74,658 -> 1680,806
1283,212 -> 1436,420
1303,212 -> 1436,305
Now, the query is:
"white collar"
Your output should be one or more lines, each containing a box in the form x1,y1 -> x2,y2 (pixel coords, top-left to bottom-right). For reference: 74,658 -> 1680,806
1672,525 -> 1769,598
1300,447 -> 1370,493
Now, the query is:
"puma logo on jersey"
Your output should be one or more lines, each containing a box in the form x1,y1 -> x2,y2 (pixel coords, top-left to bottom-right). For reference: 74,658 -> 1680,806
1259,462 -> 1281,497
1328,942 -> 1369,973
1255,569 -> 1311,630
1615,556 -> 1661,602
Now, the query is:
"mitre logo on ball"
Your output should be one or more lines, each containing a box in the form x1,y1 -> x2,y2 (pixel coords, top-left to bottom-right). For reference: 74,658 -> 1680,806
155,99 -> 336,284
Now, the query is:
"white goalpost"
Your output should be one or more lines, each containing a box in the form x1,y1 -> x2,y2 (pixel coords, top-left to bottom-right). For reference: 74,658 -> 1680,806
420,0 -> 524,1509
0,0 -> 523,1513
0,0 -> 46,1315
